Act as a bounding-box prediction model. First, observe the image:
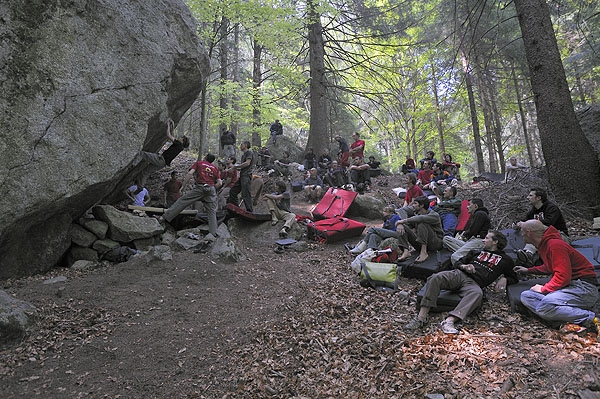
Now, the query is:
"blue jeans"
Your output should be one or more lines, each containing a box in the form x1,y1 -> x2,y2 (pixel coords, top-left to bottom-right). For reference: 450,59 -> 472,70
520,279 -> 599,325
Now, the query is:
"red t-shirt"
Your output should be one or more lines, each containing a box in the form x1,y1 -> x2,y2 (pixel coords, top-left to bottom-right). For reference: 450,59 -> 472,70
350,139 -> 365,159
222,168 -> 238,188
163,179 -> 182,202
417,169 -> 432,185
406,185 -> 425,204
191,160 -> 221,186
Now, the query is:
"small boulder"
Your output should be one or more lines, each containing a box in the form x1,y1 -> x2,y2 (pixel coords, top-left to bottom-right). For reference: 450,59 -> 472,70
0,290 -> 37,344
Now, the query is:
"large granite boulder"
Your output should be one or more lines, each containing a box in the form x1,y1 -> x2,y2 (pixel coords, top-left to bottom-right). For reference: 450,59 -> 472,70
0,0 -> 209,278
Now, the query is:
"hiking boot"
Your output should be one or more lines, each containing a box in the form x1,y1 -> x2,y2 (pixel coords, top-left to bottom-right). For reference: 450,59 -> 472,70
404,317 -> 428,331
516,249 -> 535,267
440,319 -> 459,334
350,240 -> 367,254
271,219 -> 278,226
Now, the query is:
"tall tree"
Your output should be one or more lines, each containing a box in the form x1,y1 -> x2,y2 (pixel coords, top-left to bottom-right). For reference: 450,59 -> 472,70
306,0 -> 329,152
513,0 -> 600,208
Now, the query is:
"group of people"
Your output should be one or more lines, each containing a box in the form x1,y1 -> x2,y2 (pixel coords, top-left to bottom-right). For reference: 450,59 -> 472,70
129,122 -> 599,338
349,180 -> 599,336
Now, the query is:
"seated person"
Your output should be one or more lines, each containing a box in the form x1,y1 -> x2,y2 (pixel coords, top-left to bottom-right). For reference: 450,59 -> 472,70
515,187 -> 569,266
429,162 -> 458,197
442,154 -> 461,180
395,173 -> 425,220
126,184 -> 150,207
367,156 -> 381,170
303,147 -> 317,171
401,155 -> 417,175
163,171 -> 182,208
350,206 -> 401,255
404,230 -> 517,333
419,150 -> 437,169
443,198 -> 490,265
317,148 -> 332,175
264,180 -> 296,238
323,160 -> 346,188
505,156 -> 527,182
257,146 -> 271,169
432,186 -> 462,237
303,168 -> 323,203
515,220 -> 599,331
348,156 -> 370,187
416,160 -> 433,190
395,196 -> 444,263
273,151 -> 292,177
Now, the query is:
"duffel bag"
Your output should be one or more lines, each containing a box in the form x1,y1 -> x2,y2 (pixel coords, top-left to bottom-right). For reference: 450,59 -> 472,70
360,261 -> 399,292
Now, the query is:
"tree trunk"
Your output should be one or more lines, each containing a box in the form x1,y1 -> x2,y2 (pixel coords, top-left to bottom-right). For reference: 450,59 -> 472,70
231,23 -> 240,136
306,0 -> 329,152
511,62 -> 535,167
514,0 -> 600,210
251,39 -> 263,148
461,50 -> 485,174
431,61 -> 445,156
219,16 -> 229,134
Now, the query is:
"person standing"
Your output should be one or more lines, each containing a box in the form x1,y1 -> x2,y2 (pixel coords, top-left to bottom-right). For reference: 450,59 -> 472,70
162,153 -> 222,238
220,127 -> 236,159
163,171 -> 183,208
515,220 -> 599,333
405,230 -> 517,334
228,141 -> 255,212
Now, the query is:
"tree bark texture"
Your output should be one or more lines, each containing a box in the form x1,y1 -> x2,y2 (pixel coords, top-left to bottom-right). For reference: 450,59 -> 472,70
306,0 -> 329,153
514,0 -> 600,210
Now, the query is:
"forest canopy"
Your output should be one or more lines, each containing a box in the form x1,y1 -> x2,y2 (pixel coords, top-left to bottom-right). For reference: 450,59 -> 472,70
182,0 -> 600,180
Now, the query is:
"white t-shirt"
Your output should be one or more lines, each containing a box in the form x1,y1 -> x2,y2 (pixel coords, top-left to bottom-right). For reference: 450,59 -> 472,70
128,185 -> 149,206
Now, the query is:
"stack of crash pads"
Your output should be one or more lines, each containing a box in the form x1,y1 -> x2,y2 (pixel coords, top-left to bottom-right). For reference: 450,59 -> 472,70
307,188 -> 365,243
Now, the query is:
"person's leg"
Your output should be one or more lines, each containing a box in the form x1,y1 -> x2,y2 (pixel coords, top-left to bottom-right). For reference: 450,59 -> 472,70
240,174 -> 253,212
521,281 -> 598,325
266,198 -> 279,225
228,179 -> 242,205
443,235 -> 465,253
395,206 -> 415,220
413,223 -> 442,261
164,186 -> 202,222
450,237 -> 483,265
448,280 -> 484,320
203,188 -> 219,236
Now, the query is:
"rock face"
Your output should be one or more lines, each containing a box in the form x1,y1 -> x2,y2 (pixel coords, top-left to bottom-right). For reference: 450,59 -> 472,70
0,0 -> 210,278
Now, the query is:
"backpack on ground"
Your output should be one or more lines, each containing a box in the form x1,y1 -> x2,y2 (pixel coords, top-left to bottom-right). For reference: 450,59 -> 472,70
359,261 -> 399,292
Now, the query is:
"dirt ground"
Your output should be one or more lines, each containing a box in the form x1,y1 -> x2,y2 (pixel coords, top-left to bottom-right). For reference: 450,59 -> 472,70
2,171 -> 600,398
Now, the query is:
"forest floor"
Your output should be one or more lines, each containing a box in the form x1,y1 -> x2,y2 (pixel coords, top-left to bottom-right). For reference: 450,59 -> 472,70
2,159 -> 600,399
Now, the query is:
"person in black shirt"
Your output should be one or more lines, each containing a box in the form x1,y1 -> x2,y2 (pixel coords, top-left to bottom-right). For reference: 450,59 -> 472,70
134,119 -> 189,194
405,230 -> 517,334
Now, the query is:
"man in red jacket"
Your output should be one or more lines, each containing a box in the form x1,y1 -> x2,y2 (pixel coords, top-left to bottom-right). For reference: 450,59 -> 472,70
515,220 -> 599,333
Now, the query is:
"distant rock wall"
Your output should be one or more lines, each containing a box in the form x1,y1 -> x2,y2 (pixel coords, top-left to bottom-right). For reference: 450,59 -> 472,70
0,0 -> 209,278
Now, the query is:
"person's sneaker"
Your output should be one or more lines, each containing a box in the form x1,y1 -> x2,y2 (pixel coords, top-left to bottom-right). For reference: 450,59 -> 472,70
279,227 -> 289,238
271,219 -> 278,226
559,323 -> 587,334
404,317 -> 428,330
350,240 -> 367,254
516,249 -> 535,266
440,319 -> 459,334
